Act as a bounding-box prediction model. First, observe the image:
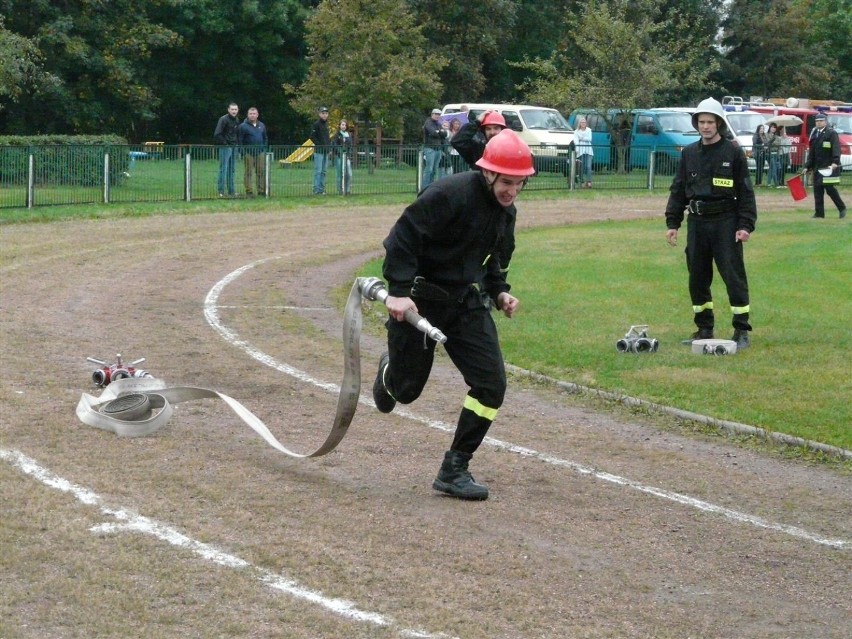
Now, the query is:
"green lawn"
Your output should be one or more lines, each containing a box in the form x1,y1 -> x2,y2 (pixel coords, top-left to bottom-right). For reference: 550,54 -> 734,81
361,208 -> 851,452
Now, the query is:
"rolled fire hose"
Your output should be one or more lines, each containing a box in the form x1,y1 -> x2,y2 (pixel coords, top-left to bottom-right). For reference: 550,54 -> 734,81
76,277 -> 446,458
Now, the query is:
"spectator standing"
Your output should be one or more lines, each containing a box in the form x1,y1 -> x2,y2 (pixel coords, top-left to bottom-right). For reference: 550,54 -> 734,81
574,117 -> 594,188
446,117 -> 466,174
451,109 -> 506,169
776,126 -> 792,187
310,106 -> 331,195
765,122 -> 781,187
332,118 -> 353,195
238,107 -> 268,197
665,98 -> 757,350
214,102 -> 240,197
422,108 -> 447,189
373,130 -> 535,501
752,124 -> 767,186
805,112 -> 847,219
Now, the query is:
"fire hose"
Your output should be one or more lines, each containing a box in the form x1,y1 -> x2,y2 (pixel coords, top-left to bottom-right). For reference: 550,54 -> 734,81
76,277 -> 444,458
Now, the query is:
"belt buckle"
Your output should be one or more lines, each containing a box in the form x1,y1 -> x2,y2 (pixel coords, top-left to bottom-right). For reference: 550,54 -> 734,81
690,201 -> 703,215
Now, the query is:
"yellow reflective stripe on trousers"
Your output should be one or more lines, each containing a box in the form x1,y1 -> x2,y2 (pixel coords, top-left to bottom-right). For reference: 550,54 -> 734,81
823,177 -> 840,184
731,305 -> 750,314
463,394 -> 498,421
692,301 -> 714,313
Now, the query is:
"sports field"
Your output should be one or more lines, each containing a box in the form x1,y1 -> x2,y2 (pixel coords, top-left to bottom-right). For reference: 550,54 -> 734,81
1,192 -> 849,638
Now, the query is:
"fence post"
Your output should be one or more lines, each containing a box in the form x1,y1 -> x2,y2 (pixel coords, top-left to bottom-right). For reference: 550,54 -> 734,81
648,152 -> 655,191
27,153 -> 34,209
264,152 -> 271,197
103,152 -> 110,203
417,147 -> 423,192
569,148 -> 577,191
185,152 -> 192,201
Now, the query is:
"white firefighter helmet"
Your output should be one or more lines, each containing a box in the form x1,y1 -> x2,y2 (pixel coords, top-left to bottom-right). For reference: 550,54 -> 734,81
692,97 -> 729,136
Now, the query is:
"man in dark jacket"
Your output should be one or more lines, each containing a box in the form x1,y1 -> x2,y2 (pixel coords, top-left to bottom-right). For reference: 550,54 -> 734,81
238,107 -> 268,197
805,112 -> 846,219
372,130 -> 535,501
665,98 -> 757,350
422,108 -> 448,189
310,106 -> 331,195
214,102 -> 240,197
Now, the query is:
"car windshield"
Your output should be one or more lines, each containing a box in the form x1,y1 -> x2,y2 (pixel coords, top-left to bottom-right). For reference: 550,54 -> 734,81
727,113 -> 769,136
520,108 -> 572,131
656,113 -> 695,133
827,114 -> 852,134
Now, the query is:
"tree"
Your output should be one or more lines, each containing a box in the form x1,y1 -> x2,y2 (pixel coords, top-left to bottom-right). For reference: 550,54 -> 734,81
0,0 -> 185,136
406,0 -> 518,103
145,0 -> 313,143
288,0 -> 445,139
716,0 -> 851,101
518,0 -> 719,112
516,0 -> 721,171
0,17 -> 55,109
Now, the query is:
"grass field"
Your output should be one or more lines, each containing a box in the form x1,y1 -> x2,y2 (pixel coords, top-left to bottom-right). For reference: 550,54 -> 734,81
358,206 -> 851,453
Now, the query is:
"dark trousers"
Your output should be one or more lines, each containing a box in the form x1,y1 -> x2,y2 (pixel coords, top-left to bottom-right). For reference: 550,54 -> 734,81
813,172 -> 846,217
753,148 -> 765,185
685,213 -> 751,331
384,294 -> 506,455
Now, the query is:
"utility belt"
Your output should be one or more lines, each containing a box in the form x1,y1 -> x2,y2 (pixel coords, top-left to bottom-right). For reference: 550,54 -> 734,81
411,276 -> 481,304
688,199 -> 736,217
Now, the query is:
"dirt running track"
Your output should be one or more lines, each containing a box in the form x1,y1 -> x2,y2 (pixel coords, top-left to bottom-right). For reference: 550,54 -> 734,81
1,195 -> 849,638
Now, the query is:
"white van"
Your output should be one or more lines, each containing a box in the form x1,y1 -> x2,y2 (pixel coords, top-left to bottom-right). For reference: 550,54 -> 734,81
441,103 -> 574,172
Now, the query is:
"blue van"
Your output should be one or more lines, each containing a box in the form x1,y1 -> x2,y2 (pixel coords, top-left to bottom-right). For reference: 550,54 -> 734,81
568,108 -> 700,172
567,108 -> 633,168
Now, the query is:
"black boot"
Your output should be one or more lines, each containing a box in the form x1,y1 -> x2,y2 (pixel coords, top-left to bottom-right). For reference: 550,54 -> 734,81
681,327 -> 714,345
432,450 -> 489,500
372,352 -> 396,413
732,329 -> 750,350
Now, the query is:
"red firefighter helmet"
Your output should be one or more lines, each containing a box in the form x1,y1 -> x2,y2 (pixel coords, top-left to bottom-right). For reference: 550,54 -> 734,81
480,110 -> 506,129
475,129 -> 535,176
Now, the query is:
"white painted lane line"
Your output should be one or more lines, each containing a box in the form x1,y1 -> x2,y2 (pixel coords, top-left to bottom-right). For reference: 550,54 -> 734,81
0,449 -> 457,639
204,258 -> 850,551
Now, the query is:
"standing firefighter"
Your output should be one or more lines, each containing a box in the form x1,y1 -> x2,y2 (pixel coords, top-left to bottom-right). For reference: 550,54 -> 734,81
805,112 -> 846,219
373,129 -> 535,501
665,97 -> 757,350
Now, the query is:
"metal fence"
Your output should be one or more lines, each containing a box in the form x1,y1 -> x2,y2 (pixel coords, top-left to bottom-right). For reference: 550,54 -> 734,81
0,143 -> 694,210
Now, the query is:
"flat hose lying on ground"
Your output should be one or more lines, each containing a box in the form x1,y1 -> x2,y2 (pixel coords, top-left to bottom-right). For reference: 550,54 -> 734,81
76,277 -> 445,458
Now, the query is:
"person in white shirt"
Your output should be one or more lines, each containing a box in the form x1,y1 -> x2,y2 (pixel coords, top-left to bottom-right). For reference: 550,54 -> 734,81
574,117 -> 594,188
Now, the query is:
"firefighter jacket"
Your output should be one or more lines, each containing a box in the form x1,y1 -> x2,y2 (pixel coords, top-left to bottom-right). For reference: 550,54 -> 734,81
382,171 -> 515,306
806,125 -> 841,171
665,137 -> 757,233
451,120 -> 487,168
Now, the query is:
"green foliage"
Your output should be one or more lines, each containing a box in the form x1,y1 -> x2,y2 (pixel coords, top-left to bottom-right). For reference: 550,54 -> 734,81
287,0 -> 445,137
407,0 -> 519,103
516,0 -> 720,115
0,16 -> 54,107
717,0 -> 852,101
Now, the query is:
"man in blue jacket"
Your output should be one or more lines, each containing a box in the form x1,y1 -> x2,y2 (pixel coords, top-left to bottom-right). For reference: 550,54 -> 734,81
238,107 -> 268,197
